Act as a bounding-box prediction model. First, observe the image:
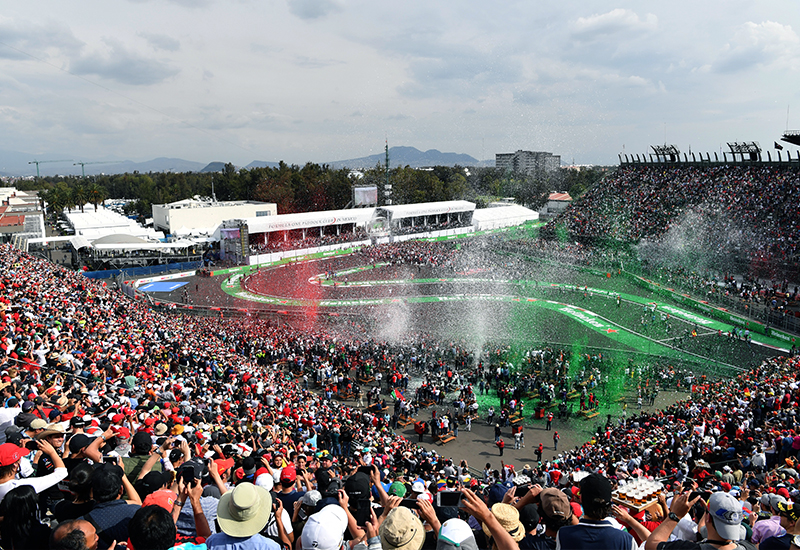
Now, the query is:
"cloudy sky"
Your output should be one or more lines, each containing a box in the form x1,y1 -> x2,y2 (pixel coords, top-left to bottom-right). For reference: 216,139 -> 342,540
1,0 -> 799,168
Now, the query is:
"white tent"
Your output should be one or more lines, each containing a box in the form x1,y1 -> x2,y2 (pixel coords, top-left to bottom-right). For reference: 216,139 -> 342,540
472,205 -> 539,230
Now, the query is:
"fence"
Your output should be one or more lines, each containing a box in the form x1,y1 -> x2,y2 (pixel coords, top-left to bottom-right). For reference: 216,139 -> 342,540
83,260 -> 202,280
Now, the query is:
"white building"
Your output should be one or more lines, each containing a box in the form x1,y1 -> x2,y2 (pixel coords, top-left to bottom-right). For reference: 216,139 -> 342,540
496,150 -> 561,175
152,199 -> 277,236
538,192 -> 572,218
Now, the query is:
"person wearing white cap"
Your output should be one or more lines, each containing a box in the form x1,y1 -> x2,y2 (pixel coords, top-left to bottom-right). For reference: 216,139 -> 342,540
301,504 -> 348,550
644,492 -> 747,550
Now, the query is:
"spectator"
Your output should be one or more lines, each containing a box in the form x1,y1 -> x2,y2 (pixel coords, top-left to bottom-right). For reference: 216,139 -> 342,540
206,482 -> 277,550
555,473 -> 636,549
0,485 -> 52,550
81,466 -> 141,550
300,504 -> 348,550
645,492 -> 746,550
0,440 -> 66,503
50,519 -> 100,550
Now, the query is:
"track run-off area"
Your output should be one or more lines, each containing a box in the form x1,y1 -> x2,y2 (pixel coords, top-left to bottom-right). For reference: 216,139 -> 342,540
221,256 -> 791,371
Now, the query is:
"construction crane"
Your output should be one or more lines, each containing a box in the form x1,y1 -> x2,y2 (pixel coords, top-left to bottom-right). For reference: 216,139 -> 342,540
28,159 -> 73,179
74,161 -> 116,178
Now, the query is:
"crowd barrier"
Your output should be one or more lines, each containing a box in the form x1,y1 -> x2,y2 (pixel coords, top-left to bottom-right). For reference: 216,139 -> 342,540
622,271 -> 797,344
82,260 -> 202,280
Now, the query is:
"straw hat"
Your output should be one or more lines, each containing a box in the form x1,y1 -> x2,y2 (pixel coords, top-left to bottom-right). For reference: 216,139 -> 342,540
216,482 -> 272,538
379,507 -> 426,550
36,423 -> 67,440
482,503 -> 525,542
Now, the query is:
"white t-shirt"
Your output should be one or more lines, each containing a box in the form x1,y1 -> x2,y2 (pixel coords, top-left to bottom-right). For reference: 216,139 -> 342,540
0,467 -> 68,503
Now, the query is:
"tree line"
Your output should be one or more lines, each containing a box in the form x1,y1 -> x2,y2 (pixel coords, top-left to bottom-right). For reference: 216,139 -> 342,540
25,162 -> 607,218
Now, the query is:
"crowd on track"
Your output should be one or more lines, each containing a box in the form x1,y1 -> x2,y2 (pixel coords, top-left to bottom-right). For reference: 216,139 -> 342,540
548,165 -> 800,276
4,236 -> 800,550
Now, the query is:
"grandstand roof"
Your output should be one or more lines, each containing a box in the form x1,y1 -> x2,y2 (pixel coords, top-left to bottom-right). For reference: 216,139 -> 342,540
376,200 -> 475,220
472,204 -> 538,230
245,208 -> 375,234
64,206 -> 165,242
549,192 -> 572,202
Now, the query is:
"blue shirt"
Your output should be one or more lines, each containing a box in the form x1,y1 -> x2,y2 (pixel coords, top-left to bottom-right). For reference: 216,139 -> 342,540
82,499 -> 141,550
206,532 -> 281,550
555,519 -> 636,550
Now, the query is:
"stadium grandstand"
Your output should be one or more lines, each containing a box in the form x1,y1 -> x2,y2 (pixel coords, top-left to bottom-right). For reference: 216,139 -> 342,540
1,156 -> 800,550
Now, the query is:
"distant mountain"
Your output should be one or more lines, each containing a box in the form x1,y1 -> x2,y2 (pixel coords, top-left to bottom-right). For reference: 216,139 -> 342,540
0,147 -> 487,178
200,162 -> 228,173
91,158 -> 207,175
327,146 -> 480,169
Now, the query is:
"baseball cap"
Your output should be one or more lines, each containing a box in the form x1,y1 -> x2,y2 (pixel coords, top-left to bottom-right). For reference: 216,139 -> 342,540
143,489 -> 178,511
302,504 -> 348,550
708,491 -> 744,541
518,503 -> 540,532
301,490 -> 322,507
437,518 -> 478,550
580,474 -> 612,506
29,418 -> 47,430
777,501 -> 800,522
0,443 -> 26,466
540,488 -> 573,520
389,481 -> 407,497
280,466 -> 297,483
488,482 -> 512,505
255,472 -> 275,491
411,481 -> 426,493
68,434 -> 93,454
345,472 -> 370,501
132,431 -> 153,454
214,458 -> 234,477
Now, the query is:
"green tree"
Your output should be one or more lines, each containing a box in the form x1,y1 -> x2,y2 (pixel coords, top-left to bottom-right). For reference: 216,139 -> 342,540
86,182 -> 106,211
72,183 -> 87,212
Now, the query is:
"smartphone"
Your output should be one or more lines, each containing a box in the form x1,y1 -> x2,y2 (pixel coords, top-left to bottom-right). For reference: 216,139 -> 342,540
689,491 -> 711,502
399,499 -> 418,509
354,505 -> 370,527
436,491 -> 462,507
357,465 -> 375,476
102,455 -> 115,463
182,468 -> 196,485
516,485 -> 531,498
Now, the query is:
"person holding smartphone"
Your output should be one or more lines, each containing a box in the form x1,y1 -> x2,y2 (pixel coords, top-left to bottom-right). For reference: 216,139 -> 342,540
0,440 -> 67,504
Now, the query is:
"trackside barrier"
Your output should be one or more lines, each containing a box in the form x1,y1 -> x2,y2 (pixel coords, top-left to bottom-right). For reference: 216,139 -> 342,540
622,271 -> 797,344
82,261 -> 202,280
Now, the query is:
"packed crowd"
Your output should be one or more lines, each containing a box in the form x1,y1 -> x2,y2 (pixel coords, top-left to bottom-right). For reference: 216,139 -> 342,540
359,242 -> 460,268
549,165 -> 800,277
250,228 -> 368,254
4,240 -> 800,550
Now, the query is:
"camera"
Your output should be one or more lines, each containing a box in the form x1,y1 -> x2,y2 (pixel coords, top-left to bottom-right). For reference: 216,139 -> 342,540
436,491 -> 462,508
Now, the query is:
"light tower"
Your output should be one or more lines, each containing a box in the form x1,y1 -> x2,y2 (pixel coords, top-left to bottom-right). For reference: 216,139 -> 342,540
384,140 -> 392,205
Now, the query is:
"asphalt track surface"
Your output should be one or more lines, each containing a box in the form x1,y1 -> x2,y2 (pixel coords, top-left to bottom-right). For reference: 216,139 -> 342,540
141,254 -> 785,468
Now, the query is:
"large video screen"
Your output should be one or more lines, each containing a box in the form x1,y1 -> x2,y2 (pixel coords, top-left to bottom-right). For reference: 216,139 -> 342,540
353,186 -> 378,206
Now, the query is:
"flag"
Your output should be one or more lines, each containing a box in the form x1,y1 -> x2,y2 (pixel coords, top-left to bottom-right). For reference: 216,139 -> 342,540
393,388 -> 405,401
694,422 -> 706,437
775,141 -> 784,150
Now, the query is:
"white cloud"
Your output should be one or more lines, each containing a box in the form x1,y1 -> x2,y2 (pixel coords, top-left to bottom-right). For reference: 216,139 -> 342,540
139,32 -> 181,52
70,38 -> 179,85
713,21 -> 800,73
286,0 -> 342,20
571,9 -> 658,40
